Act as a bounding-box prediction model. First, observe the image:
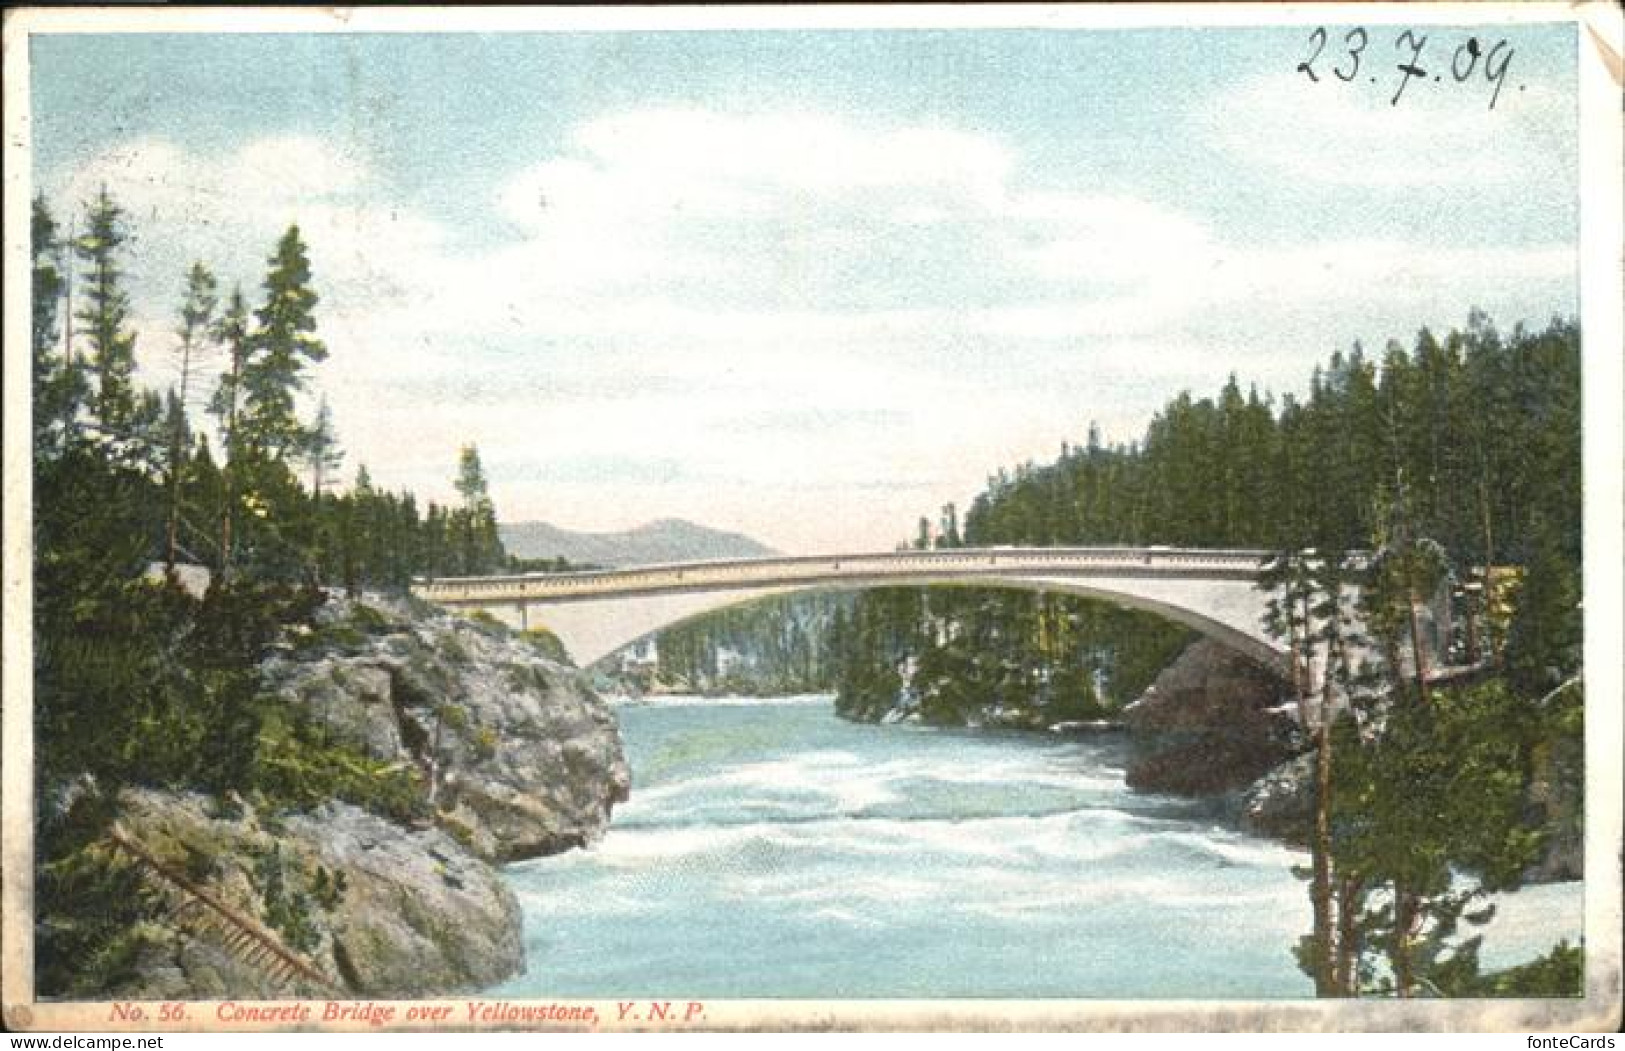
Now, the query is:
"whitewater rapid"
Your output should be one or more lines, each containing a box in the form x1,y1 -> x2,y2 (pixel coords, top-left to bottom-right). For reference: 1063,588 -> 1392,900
494,695 -> 1580,998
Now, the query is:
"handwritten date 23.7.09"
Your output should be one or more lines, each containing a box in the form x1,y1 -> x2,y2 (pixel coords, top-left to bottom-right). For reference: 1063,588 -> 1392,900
1297,28 -> 1520,109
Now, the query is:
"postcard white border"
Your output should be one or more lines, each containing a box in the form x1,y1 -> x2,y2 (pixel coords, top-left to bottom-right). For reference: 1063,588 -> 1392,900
3,2 -> 1620,1033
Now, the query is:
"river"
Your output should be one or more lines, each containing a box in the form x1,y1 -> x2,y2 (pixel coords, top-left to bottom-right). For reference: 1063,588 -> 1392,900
494,695 -> 1582,999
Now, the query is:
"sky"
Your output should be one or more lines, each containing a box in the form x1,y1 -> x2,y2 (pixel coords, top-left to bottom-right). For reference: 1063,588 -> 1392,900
27,17 -> 1580,554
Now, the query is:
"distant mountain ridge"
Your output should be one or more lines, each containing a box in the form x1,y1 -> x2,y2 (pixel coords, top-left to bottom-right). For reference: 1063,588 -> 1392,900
500,518 -> 778,568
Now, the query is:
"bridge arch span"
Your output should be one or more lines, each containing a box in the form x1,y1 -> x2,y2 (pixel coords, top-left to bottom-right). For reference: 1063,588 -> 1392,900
416,548 -> 1298,678
512,577 -> 1290,676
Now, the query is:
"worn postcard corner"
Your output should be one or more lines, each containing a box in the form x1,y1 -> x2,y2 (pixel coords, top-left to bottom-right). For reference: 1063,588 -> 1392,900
3,1 -> 1622,1036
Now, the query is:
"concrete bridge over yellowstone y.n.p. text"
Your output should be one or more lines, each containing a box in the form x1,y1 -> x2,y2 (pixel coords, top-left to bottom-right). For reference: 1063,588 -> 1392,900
410,546 -> 1357,678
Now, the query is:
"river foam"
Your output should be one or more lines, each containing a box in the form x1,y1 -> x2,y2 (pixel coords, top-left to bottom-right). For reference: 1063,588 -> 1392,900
497,695 -> 1581,999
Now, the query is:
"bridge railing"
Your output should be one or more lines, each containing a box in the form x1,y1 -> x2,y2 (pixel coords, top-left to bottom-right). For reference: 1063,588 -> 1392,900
411,546 -> 1317,605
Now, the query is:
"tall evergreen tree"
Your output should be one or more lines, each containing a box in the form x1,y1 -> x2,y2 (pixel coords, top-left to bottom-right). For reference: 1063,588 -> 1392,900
1502,510 -> 1583,696
242,225 -> 326,463
209,287 -> 252,577
73,187 -> 140,435
302,396 -> 344,498
453,444 -> 504,575
32,195 -> 82,454
166,263 -> 219,570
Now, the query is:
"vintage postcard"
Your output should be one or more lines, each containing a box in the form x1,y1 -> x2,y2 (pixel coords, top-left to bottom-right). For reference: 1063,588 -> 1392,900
3,2 -> 1621,1035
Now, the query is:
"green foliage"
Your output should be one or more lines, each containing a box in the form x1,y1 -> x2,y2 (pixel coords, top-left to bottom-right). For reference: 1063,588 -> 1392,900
654,593 -> 847,695
74,187 -> 140,434
35,793 -> 158,996
833,311 -> 1581,1001
1316,679 -> 1555,997
832,586 -> 1191,726
519,626 -> 571,664
1460,940 -> 1583,997
248,703 -> 428,824
502,662 -> 551,694
33,194 -> 84,456
30,188 -> 1584,1004
311,865 -> 349,912
839,315 -> 1578,733
30,191 -> 503,997
451,444 -> 505,576
300,396 -> 344,497
253,844 -> 319,954
313,464 -> 509,592
242,226 -> 326,463
166,263 -> 219,573
960,316 -> 1578,572
1504,511 -> 1583,695
437,632 -> 472,666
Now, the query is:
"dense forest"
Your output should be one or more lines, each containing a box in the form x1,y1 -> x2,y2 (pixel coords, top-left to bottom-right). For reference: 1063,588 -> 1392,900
828,586 -> 1191,727
964,312 -> 1580,566
31,189 -> 524,783
33,194 -> 512,598
647,593 -> 848,695
623,573 -> 1191,718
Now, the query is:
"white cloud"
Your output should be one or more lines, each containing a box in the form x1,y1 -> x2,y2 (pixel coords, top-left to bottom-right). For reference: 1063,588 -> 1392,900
46,106 -> 1577,551
1207,72 -> 1572,188
572,108 -> 1011,199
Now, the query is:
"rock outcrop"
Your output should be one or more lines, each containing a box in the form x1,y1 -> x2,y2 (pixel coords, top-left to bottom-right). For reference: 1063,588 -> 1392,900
266,593 -> 630,864
1122,639 -> 1297,796
101,789 -> 522,999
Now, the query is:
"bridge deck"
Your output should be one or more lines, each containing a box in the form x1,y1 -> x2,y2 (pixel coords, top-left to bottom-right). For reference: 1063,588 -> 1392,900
414,546 -> 1286,606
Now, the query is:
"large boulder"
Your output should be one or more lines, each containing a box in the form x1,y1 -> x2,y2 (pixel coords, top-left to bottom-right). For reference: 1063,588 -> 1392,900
104,788 -> 523,999
1122,638 -> 1291,735
1122,639 -> 1297,796
266,593 -> 631,863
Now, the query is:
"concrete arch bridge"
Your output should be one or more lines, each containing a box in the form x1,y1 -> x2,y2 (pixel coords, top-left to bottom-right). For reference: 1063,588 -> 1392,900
410,547 -> 1386,682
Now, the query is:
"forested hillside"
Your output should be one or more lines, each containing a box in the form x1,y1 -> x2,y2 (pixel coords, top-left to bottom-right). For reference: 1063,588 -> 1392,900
649,593 -> 847,695
964,312 -> 1578,570
831,312 -> 1582,724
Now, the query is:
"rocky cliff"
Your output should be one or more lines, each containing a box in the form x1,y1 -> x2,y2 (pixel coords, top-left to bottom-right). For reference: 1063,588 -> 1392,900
62,592 -> 629,999
266,593 -> 630,863
94,789 -> 523,999
1121,639 -> 1297,796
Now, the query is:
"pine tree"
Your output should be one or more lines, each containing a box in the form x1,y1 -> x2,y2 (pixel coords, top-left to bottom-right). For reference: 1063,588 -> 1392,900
209,287 -> 252,577
73,187 -> 139,435
167,263 -> 218,570
1503,510 -> 1582,695
32,195 -> 82,455
301,396 -> 344,498
242,226 -> 326,463
939,503 -> 962,549
453,445 -> 503,575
